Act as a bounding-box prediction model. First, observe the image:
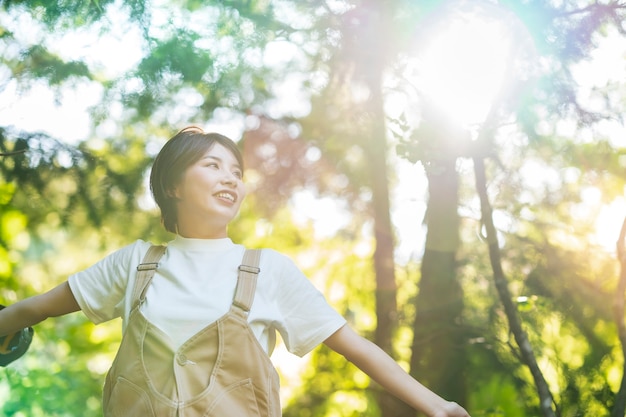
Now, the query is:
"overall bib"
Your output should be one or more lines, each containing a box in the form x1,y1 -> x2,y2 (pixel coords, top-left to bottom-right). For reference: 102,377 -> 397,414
102,246 -> 281,417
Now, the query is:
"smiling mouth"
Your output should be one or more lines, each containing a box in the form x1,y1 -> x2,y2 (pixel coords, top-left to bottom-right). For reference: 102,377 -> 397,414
215,192 -> 237,203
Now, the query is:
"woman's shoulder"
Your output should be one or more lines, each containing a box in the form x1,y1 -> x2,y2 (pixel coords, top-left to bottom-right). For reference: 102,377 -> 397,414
257,248 -> 292,264
255,248 -> 306,278
99,239 -> 159,267
117,239 -> 155,255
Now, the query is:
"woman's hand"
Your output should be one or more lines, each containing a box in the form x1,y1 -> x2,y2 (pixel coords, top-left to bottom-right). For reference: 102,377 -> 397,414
431,401 -> 471,417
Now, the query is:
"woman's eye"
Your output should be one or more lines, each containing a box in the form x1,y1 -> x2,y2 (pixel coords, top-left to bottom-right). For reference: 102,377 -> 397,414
233,170 -> 243,179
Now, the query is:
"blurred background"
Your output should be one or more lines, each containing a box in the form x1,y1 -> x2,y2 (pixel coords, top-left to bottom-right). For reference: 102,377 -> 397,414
1,1 -> 626,416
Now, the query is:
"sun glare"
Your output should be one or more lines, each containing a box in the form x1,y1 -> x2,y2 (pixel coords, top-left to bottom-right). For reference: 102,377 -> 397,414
594,197 -> 626,253
409,7 -> 516,127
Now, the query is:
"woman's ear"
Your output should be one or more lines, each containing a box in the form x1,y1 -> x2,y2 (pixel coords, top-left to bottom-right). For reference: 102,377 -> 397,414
166,186 -> 180,200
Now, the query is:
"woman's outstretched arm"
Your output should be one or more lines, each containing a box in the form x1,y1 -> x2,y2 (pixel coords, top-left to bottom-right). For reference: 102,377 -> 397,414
324,324 -> 471,417
0,281 -> 80,337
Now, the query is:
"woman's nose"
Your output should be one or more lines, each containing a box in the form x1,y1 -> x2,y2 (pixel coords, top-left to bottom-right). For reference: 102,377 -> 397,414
221,172 -> 237,186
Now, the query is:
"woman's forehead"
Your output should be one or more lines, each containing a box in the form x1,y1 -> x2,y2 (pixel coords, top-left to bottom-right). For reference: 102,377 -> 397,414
200,143 -> 241,165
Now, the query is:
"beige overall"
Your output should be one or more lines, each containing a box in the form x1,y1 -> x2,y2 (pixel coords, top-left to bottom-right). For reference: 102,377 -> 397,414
102,246 -> 280,417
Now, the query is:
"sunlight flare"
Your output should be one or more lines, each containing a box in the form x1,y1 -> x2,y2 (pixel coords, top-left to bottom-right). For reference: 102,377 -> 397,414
409,5 -> 517,127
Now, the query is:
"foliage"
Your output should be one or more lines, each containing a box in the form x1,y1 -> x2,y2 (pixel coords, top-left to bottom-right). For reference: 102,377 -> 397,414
390,0 -> 626,415
0,0 -> 626,416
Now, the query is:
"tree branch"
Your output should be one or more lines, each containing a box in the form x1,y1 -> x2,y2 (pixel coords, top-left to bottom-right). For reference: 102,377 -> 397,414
469,36 -> 559,416
0,150 -> 26,156
473,156 -> 558,417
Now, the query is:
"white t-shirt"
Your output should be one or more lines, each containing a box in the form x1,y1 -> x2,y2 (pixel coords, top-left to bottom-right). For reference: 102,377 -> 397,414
68,236 -> 346,357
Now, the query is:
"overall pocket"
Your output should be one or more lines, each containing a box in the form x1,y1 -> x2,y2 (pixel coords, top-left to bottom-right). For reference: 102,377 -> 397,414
104,376 -> 156,417
202,379 -> 261,417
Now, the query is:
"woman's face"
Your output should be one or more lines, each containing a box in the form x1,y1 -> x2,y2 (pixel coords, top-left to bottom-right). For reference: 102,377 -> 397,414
173,143 -> 246,237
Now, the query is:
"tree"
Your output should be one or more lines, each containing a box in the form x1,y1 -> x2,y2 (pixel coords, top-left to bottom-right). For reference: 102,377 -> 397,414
0,1 -> 338,415
3,0 -> 626,416
397,0 -> 626,415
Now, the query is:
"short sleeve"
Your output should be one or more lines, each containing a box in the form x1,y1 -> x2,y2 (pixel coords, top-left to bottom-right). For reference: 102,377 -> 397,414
269,251 -> 346,357
68,240 -> 150,324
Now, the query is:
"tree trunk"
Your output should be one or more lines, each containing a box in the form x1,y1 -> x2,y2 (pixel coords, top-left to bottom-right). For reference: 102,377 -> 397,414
352,2 -> 404,415
610,217 -> 626,417
405,157 -> 467,417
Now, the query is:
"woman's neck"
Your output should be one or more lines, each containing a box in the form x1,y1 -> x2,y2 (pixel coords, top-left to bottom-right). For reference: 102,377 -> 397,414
176,223 -> 228,239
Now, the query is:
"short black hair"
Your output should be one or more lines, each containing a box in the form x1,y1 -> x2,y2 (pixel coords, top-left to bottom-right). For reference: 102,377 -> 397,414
150,126 -> 244,233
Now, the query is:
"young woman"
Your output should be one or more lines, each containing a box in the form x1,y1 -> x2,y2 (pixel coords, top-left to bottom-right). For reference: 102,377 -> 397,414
0,126 -> 471,417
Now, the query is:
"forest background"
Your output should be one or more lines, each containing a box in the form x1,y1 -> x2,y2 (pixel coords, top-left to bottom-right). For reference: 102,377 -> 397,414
1,0 -> 626,416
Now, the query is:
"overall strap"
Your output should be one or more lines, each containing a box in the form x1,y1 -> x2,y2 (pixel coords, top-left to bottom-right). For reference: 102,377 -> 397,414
132,245 -> 167,309
233,249 -> 262,312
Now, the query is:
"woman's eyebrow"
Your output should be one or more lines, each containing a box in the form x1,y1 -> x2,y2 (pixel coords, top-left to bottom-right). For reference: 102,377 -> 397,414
201,155 -> 242,169
201,155 -> 221,161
